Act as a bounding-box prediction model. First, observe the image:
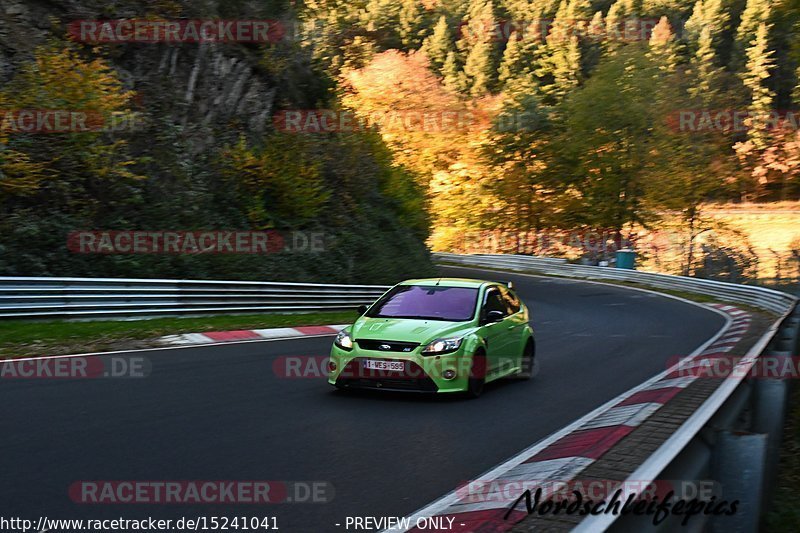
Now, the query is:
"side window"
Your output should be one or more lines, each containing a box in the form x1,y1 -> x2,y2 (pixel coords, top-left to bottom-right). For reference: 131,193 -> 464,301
501,287 -> 521,314
483,288 -> 508,316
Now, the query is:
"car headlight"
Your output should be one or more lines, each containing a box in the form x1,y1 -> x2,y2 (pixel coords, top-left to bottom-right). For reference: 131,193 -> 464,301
334,329 -> 353,351
421,337 -> 462,355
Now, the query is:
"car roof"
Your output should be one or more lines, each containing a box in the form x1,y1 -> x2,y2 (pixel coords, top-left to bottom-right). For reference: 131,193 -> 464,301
398,277 -> 493,288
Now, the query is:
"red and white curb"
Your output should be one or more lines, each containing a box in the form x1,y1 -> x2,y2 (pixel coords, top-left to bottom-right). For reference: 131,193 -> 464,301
389,304 -> 748,533
158,325 -> 347,346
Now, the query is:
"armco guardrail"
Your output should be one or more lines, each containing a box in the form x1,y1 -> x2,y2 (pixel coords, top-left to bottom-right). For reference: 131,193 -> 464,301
435,252 -> 797,314
0,277 -> 390,319
435,252 -> 800,531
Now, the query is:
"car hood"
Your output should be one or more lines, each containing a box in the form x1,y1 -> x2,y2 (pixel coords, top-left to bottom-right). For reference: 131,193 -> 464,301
350,317 -> 474,345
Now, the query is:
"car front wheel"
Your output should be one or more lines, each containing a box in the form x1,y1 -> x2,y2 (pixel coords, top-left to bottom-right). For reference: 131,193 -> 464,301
515,339 -> 536,380
467,349 -> 487,398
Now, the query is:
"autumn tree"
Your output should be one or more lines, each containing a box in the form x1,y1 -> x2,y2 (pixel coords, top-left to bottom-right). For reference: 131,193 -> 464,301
740,22 -> 776,151
536,0 -> 584,106
399,0 -> 428,49
794,65 -> 800,105
422,16 -> 453,73
557,47 -> 658,248
684,0 -> 729,48
732,22 -> 778,199
481,83 -> 566,253
0,44 -> 141,213
461,0 -> 500,97
732,0 -> 772,70
647,16 -> 679,74
687,26 -> 724,103
221,135 -> 329,227
647,23 -> 733,274
341,50 -> 498,248
499,31 -> 524,87
442,50 -> 469,93
734,23 -> 800,201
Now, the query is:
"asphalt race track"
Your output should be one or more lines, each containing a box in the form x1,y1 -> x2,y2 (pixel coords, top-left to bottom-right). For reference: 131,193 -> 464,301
0,267 -> 726,532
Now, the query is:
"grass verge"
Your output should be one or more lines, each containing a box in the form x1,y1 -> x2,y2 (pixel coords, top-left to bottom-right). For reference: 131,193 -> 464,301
0,310 -> 358,358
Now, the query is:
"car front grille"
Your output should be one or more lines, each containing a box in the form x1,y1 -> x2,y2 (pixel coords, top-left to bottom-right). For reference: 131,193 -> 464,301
346,377 -> 438,392
335,359 -> 438,392
355,339 -> 419,352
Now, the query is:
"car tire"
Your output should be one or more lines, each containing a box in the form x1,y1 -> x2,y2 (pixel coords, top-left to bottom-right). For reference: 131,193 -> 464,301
515,339 -> 536,380
467,349 -> 487,398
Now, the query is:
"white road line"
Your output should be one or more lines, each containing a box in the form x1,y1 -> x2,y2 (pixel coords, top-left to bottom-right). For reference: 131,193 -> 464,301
251,327 -> 305,338
1,333 -> 339,362
579,402 -> 663,430
644,376 -> 697,390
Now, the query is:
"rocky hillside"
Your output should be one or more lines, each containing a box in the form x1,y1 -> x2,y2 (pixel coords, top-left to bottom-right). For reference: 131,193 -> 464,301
0,0 -> 434,283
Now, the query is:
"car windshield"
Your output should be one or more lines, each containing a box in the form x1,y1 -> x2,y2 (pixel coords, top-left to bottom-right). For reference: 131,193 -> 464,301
366,285 -> 479,321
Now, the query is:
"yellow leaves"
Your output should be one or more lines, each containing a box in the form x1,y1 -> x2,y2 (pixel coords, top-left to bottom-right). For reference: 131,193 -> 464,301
340,49 -> 496,186
0,42 -> 142,201
735,128 -> 800,192
82,140 -> 144,181
341,50 -> 459,117
220,135 -> 330,226
222,136 -> 266,189
6,45 -> 134,116
0,149 -> 49,199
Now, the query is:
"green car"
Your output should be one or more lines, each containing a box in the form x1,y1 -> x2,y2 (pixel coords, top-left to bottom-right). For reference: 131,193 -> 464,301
328,278 -> 535,397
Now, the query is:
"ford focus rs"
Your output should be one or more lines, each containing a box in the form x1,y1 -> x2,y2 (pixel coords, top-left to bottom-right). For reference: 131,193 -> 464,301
328,278 -> 535,397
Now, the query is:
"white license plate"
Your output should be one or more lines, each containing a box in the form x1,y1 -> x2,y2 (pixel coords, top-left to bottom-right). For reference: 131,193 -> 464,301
362,360 -> 404,371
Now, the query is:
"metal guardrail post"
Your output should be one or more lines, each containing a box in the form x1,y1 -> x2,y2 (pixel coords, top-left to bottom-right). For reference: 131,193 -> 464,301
710,431 -> 767,533
751,377 -> 787,514
753,302 -> 800,516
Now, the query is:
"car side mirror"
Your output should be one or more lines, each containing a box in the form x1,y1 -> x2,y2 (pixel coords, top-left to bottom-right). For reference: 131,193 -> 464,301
483,310 -> 505,324
356,304 -> 368,315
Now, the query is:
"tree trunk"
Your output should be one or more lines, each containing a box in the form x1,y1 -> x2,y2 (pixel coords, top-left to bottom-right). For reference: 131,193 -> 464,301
684,209 -> 696,277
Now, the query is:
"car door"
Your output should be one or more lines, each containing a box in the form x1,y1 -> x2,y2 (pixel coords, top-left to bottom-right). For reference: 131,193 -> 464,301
499,286 -> 527,368
479,286 -> 513,375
